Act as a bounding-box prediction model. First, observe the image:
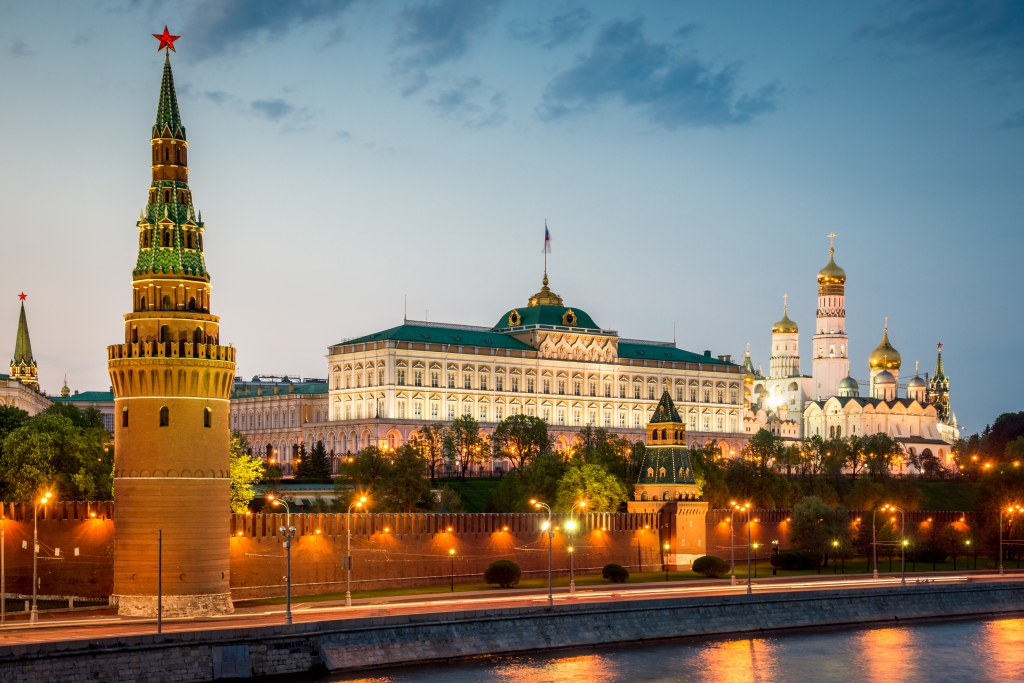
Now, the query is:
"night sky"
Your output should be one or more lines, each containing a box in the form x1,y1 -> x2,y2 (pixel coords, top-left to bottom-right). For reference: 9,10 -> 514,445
1,1 -> 1021,431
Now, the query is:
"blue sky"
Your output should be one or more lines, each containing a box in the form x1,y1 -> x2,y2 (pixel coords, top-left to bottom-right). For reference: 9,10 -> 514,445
1,1 -> 1021,432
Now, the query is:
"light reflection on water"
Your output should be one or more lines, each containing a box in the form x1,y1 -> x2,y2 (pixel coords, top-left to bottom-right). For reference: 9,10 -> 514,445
326,617 -> 1024,683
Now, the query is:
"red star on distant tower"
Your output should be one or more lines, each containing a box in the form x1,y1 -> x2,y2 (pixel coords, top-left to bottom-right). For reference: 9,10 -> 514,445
18,292 -> 26,301
153,26 -> 180,52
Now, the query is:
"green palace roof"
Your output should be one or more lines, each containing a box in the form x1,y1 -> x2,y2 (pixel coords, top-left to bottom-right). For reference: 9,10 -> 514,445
338,324 -> 535,351
493,305 -> 600,331
618,342 -> 733,365
54,391 -> 114,403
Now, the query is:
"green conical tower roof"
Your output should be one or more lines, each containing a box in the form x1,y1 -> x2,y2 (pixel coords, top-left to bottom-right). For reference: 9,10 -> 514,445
153,52 -> 185,140
650,390 -> 682,424
13,301 -> 33,366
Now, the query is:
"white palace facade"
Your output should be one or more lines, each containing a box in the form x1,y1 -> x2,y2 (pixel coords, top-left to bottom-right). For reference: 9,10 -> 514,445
231,273 -> 751,472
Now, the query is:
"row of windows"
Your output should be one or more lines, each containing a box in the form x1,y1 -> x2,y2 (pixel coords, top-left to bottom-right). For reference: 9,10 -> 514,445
121,407 -> 212,428
152,146 -> 186,165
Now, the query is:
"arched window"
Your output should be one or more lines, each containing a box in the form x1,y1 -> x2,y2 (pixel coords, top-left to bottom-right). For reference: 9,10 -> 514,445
162,295 -> 171,310
188,297 -> 196,312
159,406 -> 169,427
651,430 -> 658,441
160,325 -> 171,343
122,408 -> 129,428
194,327 -> 203,343
204,407 -> 212,428
647,467 -> 654,477
175,148 -> 181,164
662,492 -> 669,501
641,492 -> 649,501
659,467 -> 667,478
661,429 -> 667,440
164,148 -> 169,162
139,296 -> 146,311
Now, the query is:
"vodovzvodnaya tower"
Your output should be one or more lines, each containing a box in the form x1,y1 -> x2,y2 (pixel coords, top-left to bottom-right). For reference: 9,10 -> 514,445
107,49 -> 236,616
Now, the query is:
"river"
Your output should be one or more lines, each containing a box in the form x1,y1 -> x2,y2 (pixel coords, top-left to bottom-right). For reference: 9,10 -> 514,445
315,616 -> 1024,683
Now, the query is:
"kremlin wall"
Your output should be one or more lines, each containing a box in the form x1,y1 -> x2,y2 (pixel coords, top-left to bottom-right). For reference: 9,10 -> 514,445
0,504 -> 975,602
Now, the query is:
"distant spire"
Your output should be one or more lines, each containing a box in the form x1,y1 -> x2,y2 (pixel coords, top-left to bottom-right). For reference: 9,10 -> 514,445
153,51 -> 185,140
61,375 -> 70,397
933,343 -> 946,381
13,299 -> 33,365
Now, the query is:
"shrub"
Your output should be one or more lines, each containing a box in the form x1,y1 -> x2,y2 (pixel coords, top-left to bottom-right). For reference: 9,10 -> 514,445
602,563 -> 630,582
691,555 -> 731,578
484,560 -> 522,588
911,545 -> 948,564
770,549 -> 822,571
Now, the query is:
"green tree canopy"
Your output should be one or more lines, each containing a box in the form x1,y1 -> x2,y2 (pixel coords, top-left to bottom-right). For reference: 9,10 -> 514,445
689,442 -> 730,508
490,414 -> 549,472
379,444 -> 433,512
336,445 -> 391,497
450,414 -> 486,477
0,405 -> 28,442
788,496 -> 835,567
413,423 -> 447,483
554,463 -> 629,512
295,440 -> 331,479
0,411 -> 112,501
229,433 -> 264,513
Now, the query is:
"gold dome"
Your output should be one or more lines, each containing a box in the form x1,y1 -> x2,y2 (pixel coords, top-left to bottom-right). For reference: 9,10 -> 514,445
770,309 -> 798,333
527,273 -> 563,307
817,248 -> 846,285
868,326 -> 901,371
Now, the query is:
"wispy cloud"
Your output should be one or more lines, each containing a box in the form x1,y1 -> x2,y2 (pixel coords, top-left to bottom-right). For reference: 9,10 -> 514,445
428,77 -> 506,127
251,98 -> 294,121
183,0 -> 357,60
509,7 -> 591,49
393,0 -> 503,93
203,90 -> 312,131
857,0 -> 1024,77
538,19 -> 779,129
10,40 -> 33,57
1000,108 -> 1024,129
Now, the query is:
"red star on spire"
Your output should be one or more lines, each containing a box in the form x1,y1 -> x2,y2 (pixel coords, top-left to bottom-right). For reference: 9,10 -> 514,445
153,27 -> 180,53
18,292 -> 26,300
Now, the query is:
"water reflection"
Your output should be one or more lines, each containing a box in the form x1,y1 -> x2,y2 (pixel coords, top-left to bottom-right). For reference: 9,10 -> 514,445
325,617 -> 1024,683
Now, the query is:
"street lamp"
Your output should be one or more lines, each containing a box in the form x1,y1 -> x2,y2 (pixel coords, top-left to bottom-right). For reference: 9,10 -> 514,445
30,491 -> 51,623
752,542 -> 760,579
663,543 -> 671,581
266,494 -> 295,625
884,504 -> 907,586
871,506 -> 885,579
567,500 -> 587,594
531,499 -> 554,607
1000,505 -> 1022,576
732,501 -> 752,594
345,495 -> 368,607
832,540 -> 839,574
449,548 -> 456,592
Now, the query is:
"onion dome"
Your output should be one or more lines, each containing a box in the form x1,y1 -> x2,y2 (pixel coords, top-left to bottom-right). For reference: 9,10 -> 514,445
874,369 -> 896,386
772,309 -> 798,334
868,325 -> 902,371
838,374 -> 859,397
907,374 -> 926,390
817,247 -> 846,285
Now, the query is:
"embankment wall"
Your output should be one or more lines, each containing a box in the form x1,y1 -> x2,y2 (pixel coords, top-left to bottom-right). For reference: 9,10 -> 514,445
0,581 -> 1019,682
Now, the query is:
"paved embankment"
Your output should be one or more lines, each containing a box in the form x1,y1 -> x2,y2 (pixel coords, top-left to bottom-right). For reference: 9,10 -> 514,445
1,581 -> 1022,682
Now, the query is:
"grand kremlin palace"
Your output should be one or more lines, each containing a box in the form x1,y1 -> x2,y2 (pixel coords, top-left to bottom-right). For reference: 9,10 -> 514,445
230,274 -> 748,471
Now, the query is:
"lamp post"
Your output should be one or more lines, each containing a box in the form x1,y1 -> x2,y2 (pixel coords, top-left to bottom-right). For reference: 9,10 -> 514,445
871,506 -> 883,579
886,504 -> 907,586
732,501 -> 751,593
567,500 -> 587,594
663,543 -> 671,581
728,501 -> 738,586
345,495 -> 367,607
1000,505 -> 1022,576
531,499 -> 554,607
267,495 -> 295,624
449,548 -> 456,592
30,491 -> 51,624
752,542 -> 760,579
832,540 -> 839,574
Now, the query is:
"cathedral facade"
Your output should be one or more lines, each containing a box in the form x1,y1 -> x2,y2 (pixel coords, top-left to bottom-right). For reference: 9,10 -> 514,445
746,238 -> 959,469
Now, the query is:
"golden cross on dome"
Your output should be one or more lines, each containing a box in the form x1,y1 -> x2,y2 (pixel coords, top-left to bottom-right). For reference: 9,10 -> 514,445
783,293 -> 788,312
828,232 -> 837,250
884,316 -> 889,330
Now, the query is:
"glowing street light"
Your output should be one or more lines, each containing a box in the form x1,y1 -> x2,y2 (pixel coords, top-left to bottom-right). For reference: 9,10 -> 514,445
531,499 -> 554,606
30,490 -> 52,623
345,495 -> 368,607
567,500 -> 586,594
449,548 -> 456,592
732,501 -> 752,593
1000,504 -> 1022,576
266,494 -> 295,624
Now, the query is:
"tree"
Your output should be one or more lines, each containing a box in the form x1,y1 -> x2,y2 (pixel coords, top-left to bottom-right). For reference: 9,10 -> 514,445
380,444 -> 432,512
296,440 -> 331,479
484,560 -> 521,588
43,403 -> 106,429
490,414 -> 549,472
554,463 -> 629,512
863,433 -> 904,480
0,412 -> 112,501
689,442 -> 730,509
941,524 -> 967,570
573,426 -> 638,492
692,555 -> 730,578
489,453 -> 566,512
788,496 -> 833,572
0,405 -> 28,442
335,445 -> 391,497
414,423 -> 447,484
229,433 -> 264,512
450,415 -> 485,478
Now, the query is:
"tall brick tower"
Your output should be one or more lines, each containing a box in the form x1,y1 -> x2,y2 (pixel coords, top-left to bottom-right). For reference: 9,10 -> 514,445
107,39 -> 236,616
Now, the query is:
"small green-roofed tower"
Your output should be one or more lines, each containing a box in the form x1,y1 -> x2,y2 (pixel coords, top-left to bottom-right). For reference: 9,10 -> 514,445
634,390 -> 699,502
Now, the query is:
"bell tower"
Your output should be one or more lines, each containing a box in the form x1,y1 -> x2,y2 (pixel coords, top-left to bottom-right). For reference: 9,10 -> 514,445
811,233 -> 850,400
107,35 -> 236,616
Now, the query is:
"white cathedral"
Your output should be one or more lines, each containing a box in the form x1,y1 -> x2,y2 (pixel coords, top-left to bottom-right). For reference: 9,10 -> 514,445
743,237 -> 959,470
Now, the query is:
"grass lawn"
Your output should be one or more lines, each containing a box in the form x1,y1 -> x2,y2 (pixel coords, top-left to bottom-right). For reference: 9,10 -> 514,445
917,480 -> 977,511
235,554 -> 1003,607
433,478 -> 502,512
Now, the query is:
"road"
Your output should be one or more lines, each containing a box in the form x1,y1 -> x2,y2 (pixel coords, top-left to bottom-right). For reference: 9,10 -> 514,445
0,572 -> 1015,647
